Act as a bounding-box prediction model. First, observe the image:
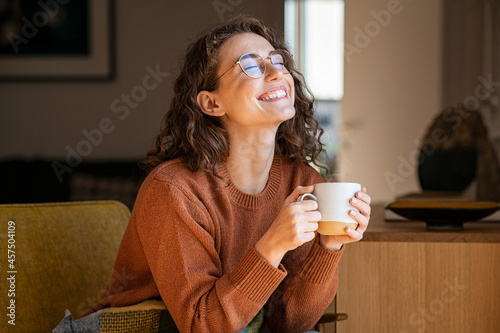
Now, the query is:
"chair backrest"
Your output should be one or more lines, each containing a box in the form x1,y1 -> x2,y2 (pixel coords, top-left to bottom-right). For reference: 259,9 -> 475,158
0,200 -> 130,332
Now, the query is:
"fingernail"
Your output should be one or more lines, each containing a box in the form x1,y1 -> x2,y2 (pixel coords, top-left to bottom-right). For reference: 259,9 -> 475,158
352,198 -> 358,204
350,210 -> 358,216
357,191 -> 363,198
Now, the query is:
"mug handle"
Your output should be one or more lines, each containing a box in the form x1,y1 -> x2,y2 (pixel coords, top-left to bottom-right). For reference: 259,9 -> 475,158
297,193 -> 317,202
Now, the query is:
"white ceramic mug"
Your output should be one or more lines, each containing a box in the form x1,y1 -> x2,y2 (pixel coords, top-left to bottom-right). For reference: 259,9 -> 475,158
298,182 -> 361,235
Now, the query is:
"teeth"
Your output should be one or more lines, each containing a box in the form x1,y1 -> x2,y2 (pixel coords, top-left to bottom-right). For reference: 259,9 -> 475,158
261,90 -> 287,101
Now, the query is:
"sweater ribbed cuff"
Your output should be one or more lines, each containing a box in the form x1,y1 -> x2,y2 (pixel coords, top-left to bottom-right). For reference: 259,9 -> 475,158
229,247 -> 287,304
297,239 -> 344,284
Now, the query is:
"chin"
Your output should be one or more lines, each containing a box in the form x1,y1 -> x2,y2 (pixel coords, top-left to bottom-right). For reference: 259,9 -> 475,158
280,104 -> 296,120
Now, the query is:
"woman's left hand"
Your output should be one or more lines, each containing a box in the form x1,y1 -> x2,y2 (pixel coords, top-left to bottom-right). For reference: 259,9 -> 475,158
319,187 -> 371,251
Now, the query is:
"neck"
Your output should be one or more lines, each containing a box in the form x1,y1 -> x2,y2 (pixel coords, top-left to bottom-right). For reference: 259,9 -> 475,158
224,126 -> 277,194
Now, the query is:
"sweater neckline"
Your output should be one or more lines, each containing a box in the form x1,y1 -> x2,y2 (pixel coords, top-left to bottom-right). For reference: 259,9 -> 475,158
219,157 -> 282,210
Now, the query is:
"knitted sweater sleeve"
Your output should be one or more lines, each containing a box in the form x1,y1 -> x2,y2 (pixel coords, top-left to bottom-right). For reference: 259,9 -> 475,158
263,166 -> 345,332
134,177 -> 287,333
265,237 -> 344,332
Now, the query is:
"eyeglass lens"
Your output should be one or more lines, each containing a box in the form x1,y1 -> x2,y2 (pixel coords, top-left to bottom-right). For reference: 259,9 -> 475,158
239,50 -> 293,78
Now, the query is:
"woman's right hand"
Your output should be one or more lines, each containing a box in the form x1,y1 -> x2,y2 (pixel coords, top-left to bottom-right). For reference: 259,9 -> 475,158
255,185 -> 321,267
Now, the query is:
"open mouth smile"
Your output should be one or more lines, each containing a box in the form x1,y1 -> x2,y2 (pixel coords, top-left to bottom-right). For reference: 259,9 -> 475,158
258,87 -> 288,101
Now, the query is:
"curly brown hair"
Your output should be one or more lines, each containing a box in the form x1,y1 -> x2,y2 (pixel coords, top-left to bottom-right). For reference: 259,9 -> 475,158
142,15 -> 324,175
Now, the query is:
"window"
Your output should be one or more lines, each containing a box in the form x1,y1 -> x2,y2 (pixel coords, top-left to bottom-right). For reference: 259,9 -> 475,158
285,0 -> 344,100
285,0 -> 344,179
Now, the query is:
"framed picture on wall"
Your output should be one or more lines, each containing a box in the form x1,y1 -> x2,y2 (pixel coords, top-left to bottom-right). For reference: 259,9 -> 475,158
0,0 -> 114,81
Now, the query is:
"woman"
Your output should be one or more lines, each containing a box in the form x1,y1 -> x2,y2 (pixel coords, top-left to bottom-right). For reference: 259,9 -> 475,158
84,16 -> 371,332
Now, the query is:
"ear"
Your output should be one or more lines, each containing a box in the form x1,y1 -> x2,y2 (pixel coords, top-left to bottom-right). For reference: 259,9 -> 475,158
197,90 -> 225,117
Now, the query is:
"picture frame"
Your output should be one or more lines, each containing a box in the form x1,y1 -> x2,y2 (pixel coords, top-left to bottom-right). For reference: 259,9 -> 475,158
0,0 -> 114,81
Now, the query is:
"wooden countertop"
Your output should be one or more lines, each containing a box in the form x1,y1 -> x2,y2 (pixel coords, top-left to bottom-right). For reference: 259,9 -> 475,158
363,203 -> 500,243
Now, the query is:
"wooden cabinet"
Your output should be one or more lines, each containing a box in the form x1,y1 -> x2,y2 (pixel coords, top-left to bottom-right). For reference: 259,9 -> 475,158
330,205 -> 500,333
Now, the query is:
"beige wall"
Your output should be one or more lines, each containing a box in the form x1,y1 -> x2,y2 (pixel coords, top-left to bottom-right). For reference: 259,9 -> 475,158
341,0 -> 443,202
0,0 -> 284,160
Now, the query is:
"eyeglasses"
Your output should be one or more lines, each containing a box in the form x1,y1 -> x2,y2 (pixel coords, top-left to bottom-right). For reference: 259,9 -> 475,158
214,49 -> 294,83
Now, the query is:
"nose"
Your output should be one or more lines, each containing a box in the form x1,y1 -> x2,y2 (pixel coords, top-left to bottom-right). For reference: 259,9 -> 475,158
264,58 -> 284,81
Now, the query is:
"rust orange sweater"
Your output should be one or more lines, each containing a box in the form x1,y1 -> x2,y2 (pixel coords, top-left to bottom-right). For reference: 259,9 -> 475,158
86,156 -> 343,332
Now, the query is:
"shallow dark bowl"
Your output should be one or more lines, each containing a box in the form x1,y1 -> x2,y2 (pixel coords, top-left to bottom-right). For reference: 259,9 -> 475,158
386,201 -> 499,230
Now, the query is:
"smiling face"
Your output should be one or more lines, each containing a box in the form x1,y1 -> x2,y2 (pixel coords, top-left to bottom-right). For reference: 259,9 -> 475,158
198,32 -> 296,134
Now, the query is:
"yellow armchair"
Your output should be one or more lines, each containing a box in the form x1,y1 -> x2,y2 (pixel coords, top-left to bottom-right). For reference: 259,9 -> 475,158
0,201 -> 130,332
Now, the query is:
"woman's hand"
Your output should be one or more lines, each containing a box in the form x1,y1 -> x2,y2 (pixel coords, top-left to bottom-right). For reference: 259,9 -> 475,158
319,187 -> 372,251
255,185 -> 320,267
